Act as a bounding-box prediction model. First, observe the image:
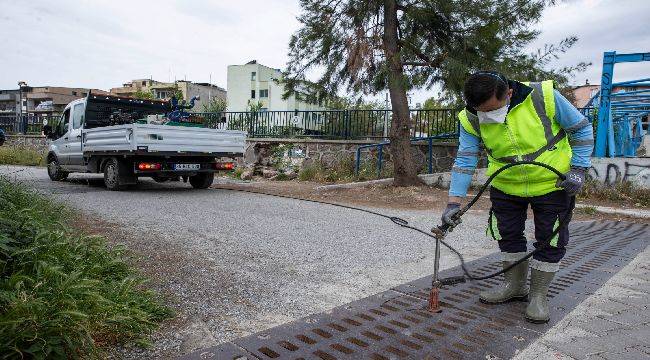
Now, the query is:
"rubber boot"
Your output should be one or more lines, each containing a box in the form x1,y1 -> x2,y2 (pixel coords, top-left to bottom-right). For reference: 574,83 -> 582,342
479,254 -> 529,304
525,267 -> 557,323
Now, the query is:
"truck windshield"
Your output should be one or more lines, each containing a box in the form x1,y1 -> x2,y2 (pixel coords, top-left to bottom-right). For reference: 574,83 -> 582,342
72,103 -> 85,129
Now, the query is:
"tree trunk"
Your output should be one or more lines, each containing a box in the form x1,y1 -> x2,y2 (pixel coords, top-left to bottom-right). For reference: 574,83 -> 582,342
383,0 -> 421,186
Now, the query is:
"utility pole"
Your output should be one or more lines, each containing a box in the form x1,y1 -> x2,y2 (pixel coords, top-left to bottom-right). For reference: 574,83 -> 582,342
17,81 -> 27,133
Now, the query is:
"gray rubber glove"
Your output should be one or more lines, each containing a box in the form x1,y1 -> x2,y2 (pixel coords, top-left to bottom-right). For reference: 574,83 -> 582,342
557,166 -> 587,197
441,202 -> 462,231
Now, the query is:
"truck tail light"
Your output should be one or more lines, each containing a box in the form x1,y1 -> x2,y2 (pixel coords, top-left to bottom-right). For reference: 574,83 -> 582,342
138,162 -> 162,170
213,162 -> 235,170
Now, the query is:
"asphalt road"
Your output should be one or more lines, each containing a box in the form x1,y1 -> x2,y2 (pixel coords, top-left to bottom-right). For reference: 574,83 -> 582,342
1,165 -> 502,358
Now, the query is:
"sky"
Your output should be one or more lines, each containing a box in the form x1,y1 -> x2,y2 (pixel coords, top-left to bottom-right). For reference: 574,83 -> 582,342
0,0 -> 648,105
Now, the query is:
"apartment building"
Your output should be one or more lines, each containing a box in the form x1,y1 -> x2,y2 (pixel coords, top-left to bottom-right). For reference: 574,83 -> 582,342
226,60 -> 323,112
1,86 -> 109,116
110,79 -> 226,111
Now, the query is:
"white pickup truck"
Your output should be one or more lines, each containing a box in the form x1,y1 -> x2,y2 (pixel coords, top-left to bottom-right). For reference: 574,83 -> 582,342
43,94 -> 246,190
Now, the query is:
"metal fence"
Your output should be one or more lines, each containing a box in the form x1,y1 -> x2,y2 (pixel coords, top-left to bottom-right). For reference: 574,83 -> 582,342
194,109 -> 459,140
0,114 -> 54,135
1,107 -> 598,140
0,109 -> 459,140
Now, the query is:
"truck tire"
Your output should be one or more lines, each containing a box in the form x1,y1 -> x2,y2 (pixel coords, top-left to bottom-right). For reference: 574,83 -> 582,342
189,172 -> 214,189
103,158 -> 125,191
47,156 -> 68,181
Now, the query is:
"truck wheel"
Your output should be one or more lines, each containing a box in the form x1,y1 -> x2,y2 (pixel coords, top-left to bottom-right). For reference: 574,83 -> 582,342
47,157 -> 68,181
189,172 -> 214,189
103,158 -> 125,191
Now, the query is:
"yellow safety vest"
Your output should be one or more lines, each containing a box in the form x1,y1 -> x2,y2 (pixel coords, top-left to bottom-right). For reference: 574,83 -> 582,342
458,80 -> 572,197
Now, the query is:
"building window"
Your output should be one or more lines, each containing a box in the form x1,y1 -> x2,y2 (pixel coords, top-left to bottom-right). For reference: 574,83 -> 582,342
142,81 -> 147,86
260,89 -> 268,98
260,108 -> 268,112
251,72 -> 256,81
72,91 -> 77,96
251,90 -> 256,99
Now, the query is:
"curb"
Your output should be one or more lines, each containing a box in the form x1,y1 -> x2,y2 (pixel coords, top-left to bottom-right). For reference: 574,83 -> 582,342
575,203 -> 650,219
314,170 -> 488,192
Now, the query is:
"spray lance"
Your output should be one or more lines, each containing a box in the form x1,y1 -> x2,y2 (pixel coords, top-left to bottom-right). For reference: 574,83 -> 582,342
211,160 -> 574,314
425,160 -> 572,313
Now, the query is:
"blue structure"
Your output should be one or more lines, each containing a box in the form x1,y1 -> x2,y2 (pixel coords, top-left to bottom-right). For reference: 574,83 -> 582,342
591,51 -> 650,157
168,96 -> 200,122
354,133 -> 458,177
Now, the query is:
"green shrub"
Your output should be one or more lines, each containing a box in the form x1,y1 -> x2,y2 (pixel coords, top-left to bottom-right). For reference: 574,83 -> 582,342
0,178 -> 171,359
273,173 -> 291,181
231,167 -> 245,179
298,163 -> 322,181
297,157 -> 394,183
0,146 -> 46,166
270,143 -> 294,170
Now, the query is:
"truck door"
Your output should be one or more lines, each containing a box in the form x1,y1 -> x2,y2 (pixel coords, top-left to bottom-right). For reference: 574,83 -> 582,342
67,102 -> 86,168
53,109 -> 71,166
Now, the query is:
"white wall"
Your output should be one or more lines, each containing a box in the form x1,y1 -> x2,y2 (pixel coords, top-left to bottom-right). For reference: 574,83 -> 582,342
182,83 -> 226,111
227,62 -> 323,112
588,157 -> 650,189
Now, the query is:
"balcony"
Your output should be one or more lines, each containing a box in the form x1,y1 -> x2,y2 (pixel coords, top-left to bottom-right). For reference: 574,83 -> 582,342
0,93 -> 17,101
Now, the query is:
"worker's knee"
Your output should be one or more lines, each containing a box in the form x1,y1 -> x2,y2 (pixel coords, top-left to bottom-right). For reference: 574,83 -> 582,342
532,246 -> 566,263
497,237 -> 528,253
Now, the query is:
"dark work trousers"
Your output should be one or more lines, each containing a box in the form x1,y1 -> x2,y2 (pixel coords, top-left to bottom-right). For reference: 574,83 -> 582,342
488,187 -> 576,263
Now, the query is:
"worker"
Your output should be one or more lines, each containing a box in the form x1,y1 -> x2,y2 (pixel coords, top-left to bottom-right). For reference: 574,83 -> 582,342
442,71 -> 594,323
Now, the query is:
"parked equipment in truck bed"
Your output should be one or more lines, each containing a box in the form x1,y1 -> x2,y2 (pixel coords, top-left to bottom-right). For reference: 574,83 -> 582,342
43,93 -> 246,190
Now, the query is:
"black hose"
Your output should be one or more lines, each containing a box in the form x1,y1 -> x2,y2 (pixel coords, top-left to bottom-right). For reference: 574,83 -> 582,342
432,160 -> 573,283
213,160 -> 572,284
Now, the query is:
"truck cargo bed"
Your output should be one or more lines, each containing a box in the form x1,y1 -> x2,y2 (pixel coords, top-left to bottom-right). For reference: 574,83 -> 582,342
82,123 -> 246,156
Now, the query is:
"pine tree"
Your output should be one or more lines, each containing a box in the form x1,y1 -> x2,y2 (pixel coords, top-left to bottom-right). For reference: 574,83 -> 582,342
283,0 -> 588,186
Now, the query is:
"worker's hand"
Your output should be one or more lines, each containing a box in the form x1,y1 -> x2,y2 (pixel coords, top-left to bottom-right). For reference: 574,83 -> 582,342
557,166 -> 587,197
441,202 -> 462,231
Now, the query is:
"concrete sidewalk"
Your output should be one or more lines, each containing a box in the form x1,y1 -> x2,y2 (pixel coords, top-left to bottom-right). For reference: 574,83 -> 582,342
515,245 -> 650,359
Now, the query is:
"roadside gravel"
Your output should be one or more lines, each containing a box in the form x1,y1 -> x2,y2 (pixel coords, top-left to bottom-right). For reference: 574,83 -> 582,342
0,166 -> 521,358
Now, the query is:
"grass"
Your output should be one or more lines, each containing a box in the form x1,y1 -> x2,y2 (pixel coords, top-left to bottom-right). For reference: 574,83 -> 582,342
297,157 -> 393,183
576,206 -> 598,215
228,166 -> 245,179
579,179 -> 650,207
0,146 -> 46,167
0,177 -> 172,359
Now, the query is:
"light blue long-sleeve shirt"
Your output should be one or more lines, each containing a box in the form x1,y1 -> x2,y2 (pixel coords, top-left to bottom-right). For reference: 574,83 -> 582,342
449,90 -> 594,197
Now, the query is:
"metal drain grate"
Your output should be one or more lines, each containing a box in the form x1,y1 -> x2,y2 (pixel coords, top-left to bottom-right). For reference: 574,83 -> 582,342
184,221 -> 649,360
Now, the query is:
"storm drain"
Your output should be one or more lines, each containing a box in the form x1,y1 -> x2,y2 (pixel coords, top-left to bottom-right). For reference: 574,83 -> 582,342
184,221 -> 649,360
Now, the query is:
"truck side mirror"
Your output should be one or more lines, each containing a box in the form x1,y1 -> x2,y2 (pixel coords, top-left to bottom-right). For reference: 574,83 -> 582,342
43,124 -> 53,138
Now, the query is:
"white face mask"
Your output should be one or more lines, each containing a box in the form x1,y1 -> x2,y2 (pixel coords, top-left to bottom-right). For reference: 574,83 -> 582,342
477,100 -> 509,124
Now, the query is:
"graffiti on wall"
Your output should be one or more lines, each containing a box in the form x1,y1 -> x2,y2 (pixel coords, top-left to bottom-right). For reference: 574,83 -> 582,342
587,159 -> 650,189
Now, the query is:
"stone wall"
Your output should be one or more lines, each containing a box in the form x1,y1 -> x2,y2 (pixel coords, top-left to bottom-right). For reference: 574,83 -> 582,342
3,135 -> 465,174
244,137 -> 469,174
5,135 -> 48,149
4,135 -> 649,188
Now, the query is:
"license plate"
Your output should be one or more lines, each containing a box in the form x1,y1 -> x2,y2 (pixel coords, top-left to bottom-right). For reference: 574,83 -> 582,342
173,163 -> 201,171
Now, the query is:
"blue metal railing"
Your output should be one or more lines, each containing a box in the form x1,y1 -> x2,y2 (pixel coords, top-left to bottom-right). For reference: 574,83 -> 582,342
354,132 -> 459,178
192,108 -> 459,140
